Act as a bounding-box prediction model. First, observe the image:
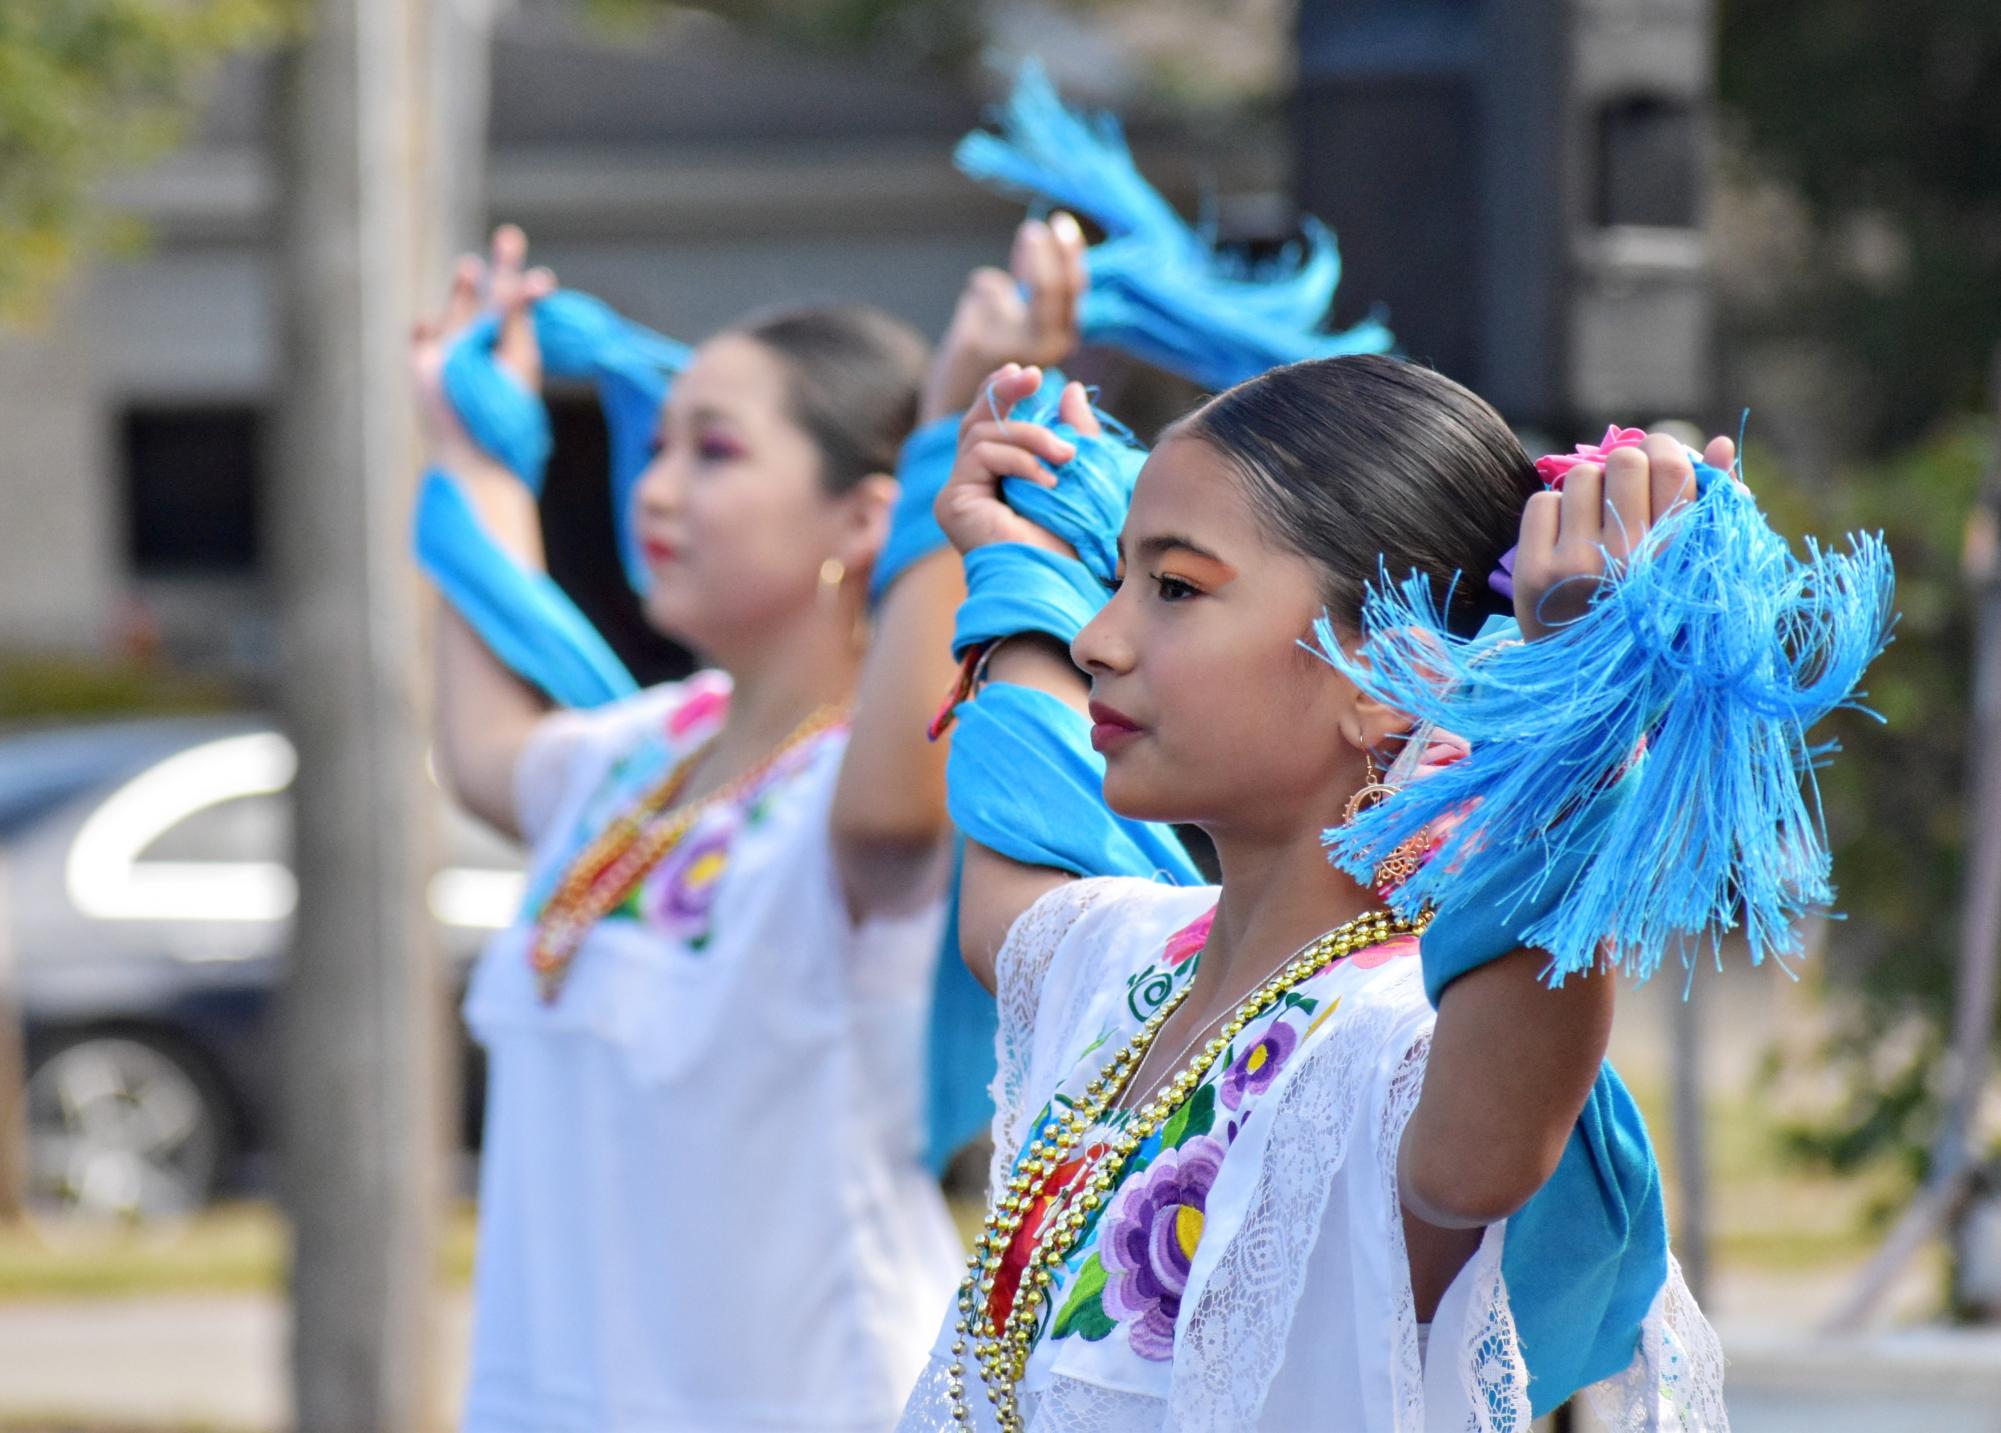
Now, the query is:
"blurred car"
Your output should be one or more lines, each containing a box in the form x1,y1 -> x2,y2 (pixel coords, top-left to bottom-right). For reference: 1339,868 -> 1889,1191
0,717 -> 523,1222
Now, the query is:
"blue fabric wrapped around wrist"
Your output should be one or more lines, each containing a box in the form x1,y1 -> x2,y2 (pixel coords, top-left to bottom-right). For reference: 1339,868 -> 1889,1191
442,290 -> 689,591
411,469 -> 638,709
994,374 -> 1146,584
947,682 -> 1199,885
1417,763 -> 1641,1008
953,544 -> 1106,660
871,415 -> 960,604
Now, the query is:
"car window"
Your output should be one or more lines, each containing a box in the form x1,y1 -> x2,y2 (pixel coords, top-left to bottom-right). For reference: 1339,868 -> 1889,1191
140,790 -> 291,864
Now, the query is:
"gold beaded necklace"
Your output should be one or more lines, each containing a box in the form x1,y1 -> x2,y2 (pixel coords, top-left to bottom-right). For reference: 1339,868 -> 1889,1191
947,905 -> 1429,1429
527,702 -> 848,1002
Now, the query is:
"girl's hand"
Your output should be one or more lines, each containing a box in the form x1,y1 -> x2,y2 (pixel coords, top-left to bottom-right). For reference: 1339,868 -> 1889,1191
934,364 -> 1100,557
409,224 -> 555,477
921,212 -> 1089,422
1513,432 -> 1736,639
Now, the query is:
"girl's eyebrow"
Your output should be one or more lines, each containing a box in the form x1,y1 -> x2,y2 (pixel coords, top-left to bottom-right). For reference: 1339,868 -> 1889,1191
1134,533 -> 1228,565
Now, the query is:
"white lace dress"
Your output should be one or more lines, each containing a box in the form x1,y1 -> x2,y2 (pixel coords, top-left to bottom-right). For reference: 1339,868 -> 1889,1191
897,877 -> 1727,1432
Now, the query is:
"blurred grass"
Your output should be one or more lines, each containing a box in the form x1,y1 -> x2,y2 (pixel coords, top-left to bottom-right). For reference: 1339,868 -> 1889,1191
0,652 -> 235,722
1623,1076 -> 1890,1272
0,1202 -> 479,1302
0,1421 -> 246,1432
0,1085 -> 1894,1302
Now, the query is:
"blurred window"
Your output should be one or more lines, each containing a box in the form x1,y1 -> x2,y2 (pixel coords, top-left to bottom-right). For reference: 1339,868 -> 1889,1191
140,790 -> 289,865
1594,96 -> 1700,229
121,405 -> 264,577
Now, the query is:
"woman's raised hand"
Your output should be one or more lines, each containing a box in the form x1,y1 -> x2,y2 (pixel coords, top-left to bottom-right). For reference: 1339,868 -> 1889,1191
934,364 -> 1100,558
409,224 -> 557,476
1512,432 -> 1736,640
921,212 -> 1089,422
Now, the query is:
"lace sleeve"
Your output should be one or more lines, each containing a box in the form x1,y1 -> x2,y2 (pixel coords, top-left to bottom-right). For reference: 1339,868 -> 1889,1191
987,876 -> 1123,1194
1580,1254 -> 1728,1431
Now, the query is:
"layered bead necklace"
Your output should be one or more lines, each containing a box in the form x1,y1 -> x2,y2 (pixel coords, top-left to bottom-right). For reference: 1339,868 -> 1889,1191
527,702 -> 848,1003
948,904 -> 1429,1429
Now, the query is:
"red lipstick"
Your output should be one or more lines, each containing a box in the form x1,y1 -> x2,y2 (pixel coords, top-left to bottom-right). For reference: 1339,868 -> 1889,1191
1087,701 -> 1143,755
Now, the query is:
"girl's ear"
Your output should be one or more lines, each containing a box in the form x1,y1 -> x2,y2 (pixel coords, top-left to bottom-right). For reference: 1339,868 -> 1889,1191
835,471 -> 898,575
1347,683 -> 1414,753
1327,643 -> 1416,755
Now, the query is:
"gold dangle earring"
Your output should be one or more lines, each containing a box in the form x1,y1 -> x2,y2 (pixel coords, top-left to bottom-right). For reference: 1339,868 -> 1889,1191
818,557 -> 847,606
1341,748 -> 1428,893
819,556 -> 869,647
1340,750 -> 1393,825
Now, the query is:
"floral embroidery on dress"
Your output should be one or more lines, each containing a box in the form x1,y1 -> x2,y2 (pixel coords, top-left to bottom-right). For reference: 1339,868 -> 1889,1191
1218,1020 -> 1297,1109
638,823 -> 733,948
524,679 -> 832,954
1019,907 -> 1420,1366
1096,1133 -> 1226,1360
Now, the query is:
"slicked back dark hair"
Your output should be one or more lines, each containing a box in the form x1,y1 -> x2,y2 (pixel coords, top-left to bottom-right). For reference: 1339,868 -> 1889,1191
1175,354 -> 1539,638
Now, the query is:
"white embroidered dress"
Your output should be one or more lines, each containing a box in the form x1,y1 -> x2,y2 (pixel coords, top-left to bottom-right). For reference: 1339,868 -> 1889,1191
898,877 -> 1727,1432
464,674 -> 962,1433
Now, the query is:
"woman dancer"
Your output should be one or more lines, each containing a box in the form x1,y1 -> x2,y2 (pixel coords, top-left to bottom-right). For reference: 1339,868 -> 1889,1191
901,355 -> 1884,1428
412,219 -> 1084,1433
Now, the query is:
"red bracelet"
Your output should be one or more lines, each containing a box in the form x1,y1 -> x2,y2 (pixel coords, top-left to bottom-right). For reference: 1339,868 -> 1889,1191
928,643 -> 989,741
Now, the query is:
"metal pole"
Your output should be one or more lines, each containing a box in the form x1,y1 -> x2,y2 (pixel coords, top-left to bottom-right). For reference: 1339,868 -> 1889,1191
272,0 -> 452,1424
0,853 -> 25,1222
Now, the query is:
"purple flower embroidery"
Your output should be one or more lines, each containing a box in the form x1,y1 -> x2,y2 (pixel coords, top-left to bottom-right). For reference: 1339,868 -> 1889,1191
641,821 -> 733,942
1099,1135 -> 1225,1361
1218,1020 -> 1297,1110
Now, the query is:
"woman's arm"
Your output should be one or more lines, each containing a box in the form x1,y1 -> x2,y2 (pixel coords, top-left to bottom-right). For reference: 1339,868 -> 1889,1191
922,364 -> 1111,989
1398,432 -> 1735,1239
955,634 -> 1090,990
413,228 -> 557,839
830,217 -> 1086,920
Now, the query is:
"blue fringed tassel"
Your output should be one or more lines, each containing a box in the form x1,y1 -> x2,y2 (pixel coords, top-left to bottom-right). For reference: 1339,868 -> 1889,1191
956,64 -> 1393,390
1314,466 -> 1896,984
954,60 -> 1187,249
997,368 -> 1148,583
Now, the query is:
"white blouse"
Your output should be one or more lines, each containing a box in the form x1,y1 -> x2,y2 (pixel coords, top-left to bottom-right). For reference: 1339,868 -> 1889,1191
463,675 -> 961,1433
898,877 -> 1727,1431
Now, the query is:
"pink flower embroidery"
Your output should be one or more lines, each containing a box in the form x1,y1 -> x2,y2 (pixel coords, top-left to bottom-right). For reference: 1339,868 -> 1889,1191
1162,908 -> 1216,968
1534,425 -> 1650,490
1350,933 -> 1420,970
667,678 -> 730,740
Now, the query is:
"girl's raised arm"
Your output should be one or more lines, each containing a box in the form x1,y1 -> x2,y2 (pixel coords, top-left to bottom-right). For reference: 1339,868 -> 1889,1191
830,218 -> 1088,923
929,366 -> 1105,989
1399,432 -> 1737,1231
413,227 -> 556,839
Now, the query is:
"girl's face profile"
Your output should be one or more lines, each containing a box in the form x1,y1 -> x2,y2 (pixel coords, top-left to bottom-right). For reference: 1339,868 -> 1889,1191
1071,434 -> 1377,842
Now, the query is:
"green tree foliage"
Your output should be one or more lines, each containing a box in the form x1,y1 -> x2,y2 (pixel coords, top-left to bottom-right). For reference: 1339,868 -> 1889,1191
0,0 -> 295,319
1751,421 -> 1993,1224
1719,0 -> 2001,449
590,0 -> 983,59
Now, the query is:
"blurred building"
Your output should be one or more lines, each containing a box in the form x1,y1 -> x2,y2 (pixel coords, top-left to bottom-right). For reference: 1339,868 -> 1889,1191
0,3 -> 1280,684
1295,0 -> 1714,441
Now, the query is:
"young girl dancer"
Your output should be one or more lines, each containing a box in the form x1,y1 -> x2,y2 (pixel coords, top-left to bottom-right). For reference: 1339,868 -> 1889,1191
901,356 -> 1885,1428
412,220 -> 1085,1433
